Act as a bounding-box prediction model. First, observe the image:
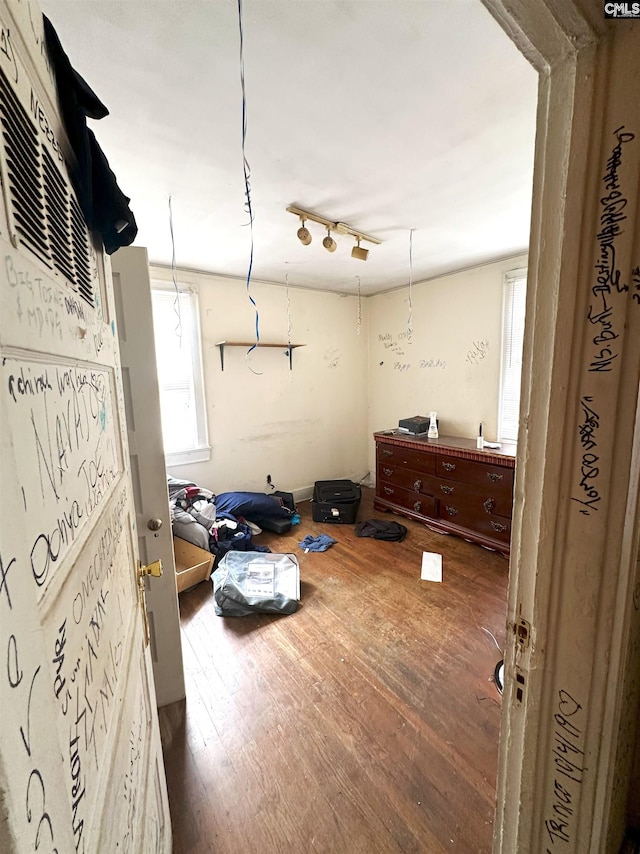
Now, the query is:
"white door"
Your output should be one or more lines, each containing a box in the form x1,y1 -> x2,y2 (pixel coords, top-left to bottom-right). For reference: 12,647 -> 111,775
111,246 -> 185,707
0,4 -> 170,852
486,2 -> 640,852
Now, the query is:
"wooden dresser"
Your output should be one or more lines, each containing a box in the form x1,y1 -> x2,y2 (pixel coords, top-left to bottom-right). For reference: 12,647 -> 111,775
373,431 -> 517,555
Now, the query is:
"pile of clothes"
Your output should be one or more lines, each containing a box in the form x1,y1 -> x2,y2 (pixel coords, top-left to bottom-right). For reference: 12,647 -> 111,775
167,477 -> 294,566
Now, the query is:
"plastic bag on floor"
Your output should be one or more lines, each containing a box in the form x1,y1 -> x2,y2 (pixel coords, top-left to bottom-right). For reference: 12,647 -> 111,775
212,551 -> 300,616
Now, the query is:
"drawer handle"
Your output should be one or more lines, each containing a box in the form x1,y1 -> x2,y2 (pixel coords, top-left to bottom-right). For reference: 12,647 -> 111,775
382,449 -> 393,457
442,462 -> 456,472
413,479 -> 422,492
491,521 -> 508,533
445,505 -> 458,516
488,472 -> 504,483
440,485 -> 454,494
383,486 -> 395,495
383,467 -> 393,477
413,501 -> 422,512
483,498 -> 496,513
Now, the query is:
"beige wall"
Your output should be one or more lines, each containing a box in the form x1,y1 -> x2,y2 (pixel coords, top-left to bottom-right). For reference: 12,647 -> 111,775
366,254 -> 527,472
151,267 -> 370,498
153,255 -> 527,497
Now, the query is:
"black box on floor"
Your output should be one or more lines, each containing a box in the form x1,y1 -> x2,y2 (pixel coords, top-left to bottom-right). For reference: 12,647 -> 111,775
311,480 -> 361,524
254,516 -> 292,534
271,490 -> 296,512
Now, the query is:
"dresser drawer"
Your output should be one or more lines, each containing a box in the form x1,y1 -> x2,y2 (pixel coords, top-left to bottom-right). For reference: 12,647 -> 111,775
432,478 -> 512,518
435,455 -> 513,498
374,432 -> 514,555
437,499 -> 512,543
377,464 -> 436,496
377,443 -> 435,475
376,482 -> 436,517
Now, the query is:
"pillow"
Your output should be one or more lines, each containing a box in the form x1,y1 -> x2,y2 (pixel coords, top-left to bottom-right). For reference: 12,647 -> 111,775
215,492 -> 292,520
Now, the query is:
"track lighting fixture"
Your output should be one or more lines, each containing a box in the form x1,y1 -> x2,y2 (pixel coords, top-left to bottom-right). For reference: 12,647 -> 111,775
351,237 -> 368,261
323,228 -> 337,253
297,217 -> 312,245
287,205 -> 381,260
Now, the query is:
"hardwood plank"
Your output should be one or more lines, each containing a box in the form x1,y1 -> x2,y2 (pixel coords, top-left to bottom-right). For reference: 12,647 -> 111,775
159,486 -> 507,853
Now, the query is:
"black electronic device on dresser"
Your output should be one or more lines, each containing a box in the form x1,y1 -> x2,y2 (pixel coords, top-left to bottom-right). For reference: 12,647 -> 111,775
373,431 -> 516,555
398,415 -> 430,434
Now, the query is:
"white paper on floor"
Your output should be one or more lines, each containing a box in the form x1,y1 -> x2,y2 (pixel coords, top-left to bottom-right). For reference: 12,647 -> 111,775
421,551 -> 443,582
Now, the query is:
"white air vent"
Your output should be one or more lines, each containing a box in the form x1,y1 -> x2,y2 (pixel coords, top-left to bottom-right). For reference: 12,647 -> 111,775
0,64 -> 94,307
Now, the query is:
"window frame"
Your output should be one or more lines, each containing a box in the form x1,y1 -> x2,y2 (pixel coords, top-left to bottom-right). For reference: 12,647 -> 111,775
497,268 -> 527,443
150,280 -> 210,467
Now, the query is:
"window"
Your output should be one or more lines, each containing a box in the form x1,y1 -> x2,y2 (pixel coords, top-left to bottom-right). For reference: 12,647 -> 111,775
151,283 -> 210,466
498,269 -> 527,442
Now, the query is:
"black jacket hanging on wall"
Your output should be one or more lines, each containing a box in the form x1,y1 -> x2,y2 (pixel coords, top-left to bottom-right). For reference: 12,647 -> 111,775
43,15 -> 137,254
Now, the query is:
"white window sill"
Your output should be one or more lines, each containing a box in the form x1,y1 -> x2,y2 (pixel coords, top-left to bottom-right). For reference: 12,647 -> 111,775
165,446 -> 212,468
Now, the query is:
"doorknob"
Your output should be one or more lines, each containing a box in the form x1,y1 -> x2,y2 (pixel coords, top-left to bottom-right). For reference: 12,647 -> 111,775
147,518 -> 163,531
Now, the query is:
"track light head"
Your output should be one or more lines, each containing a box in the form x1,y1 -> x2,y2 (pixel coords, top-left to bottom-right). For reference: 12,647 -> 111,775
286,206 -> 381,258
351,238 -> 368,261
323,229 -> 337,253
297,218 -> 312,245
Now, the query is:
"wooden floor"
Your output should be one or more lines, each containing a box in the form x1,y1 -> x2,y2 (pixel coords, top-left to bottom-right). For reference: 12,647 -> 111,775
159,487 -> 508,854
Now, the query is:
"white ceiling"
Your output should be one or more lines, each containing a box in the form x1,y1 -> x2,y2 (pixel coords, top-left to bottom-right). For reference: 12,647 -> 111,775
40,0 -> 538,296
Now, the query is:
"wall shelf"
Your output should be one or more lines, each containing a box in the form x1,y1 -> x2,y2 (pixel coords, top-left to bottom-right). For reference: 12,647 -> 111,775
215,341 -> 305,371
